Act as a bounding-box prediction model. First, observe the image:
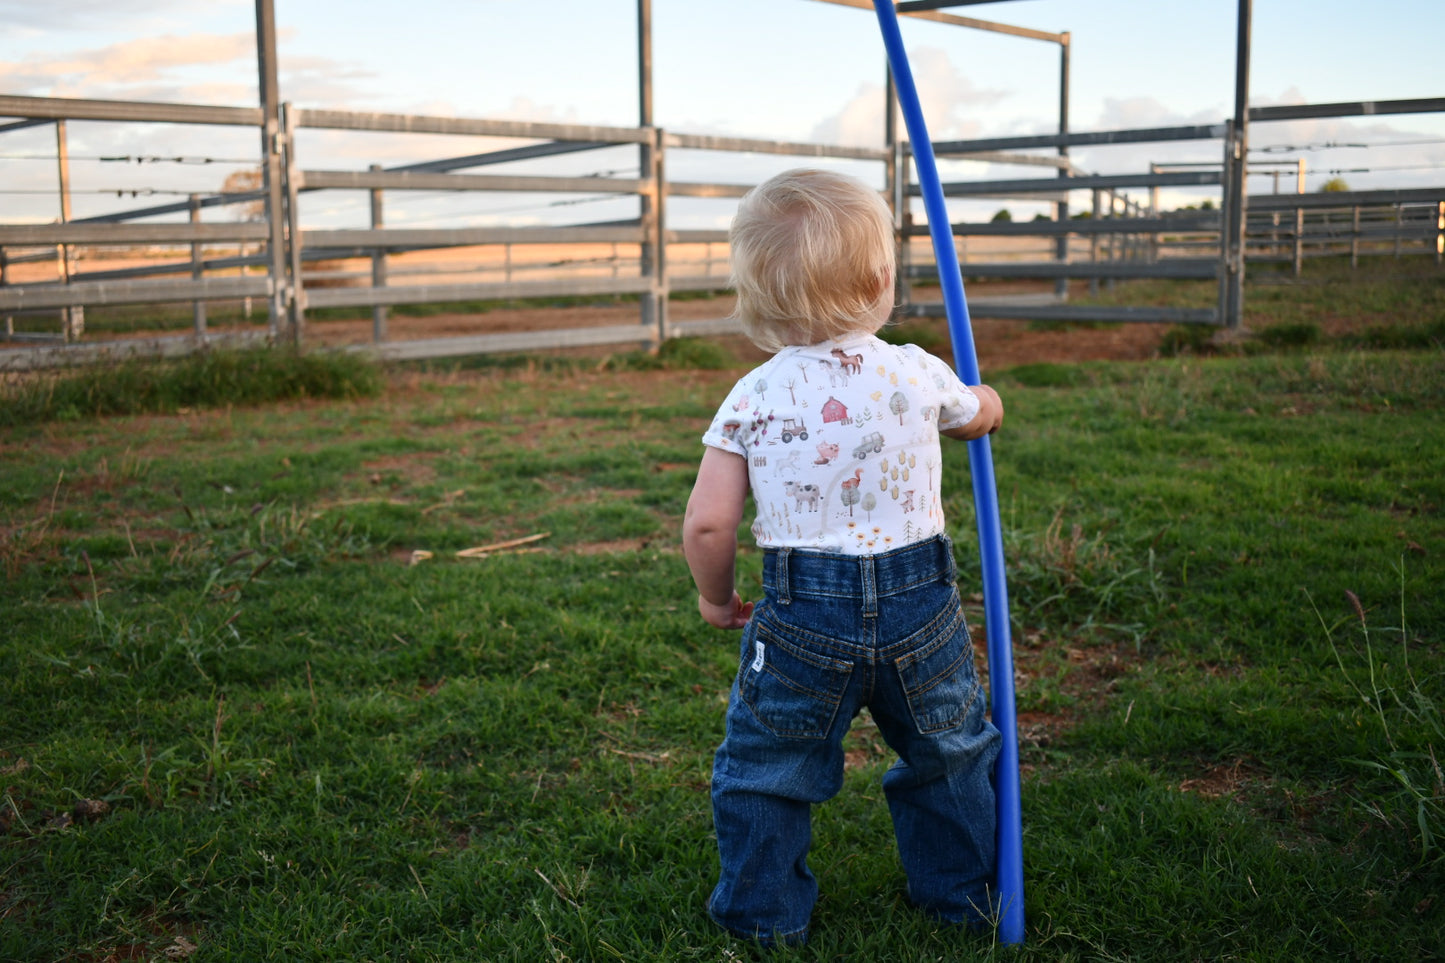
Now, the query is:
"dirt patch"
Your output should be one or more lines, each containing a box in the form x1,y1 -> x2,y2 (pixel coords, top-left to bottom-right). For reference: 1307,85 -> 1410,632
981,633 -> 1146,762
971,314 -> 1168,367
1178,758 -> 1266,799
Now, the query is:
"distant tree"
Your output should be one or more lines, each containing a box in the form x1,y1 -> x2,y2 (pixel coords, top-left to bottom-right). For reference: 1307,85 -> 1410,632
990,208 -> 1013,223
1032,212 -> 1052,221
221,168 -> 265,222
1320,177 -> 1350,193
1071,210 -> 1093,220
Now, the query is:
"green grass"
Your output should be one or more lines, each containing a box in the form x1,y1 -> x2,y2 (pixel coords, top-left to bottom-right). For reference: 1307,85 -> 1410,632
2,316 -> 1443,958
0,347 -> 383,427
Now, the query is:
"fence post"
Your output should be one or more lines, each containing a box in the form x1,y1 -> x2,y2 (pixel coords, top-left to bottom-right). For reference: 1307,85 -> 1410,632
256,0 -> 290,340
56,119 -> 83,342
638,125 -> 668,347
369,163 -> 387,343
636,0 -> 668,347
885,65 -> 908,314
1,247 -> 11,339
1054,32 -> 1071,300
1106,191 -> 1119,292
1217,120 -> 1236,324
1437,201 -> 1444,264
897,141 -> 914,311
1148,163 -> 1160,264
1219,0 -> 1251,330
1350,206 -> 1360,269
1293,159 -> 1305,277
282,102 -> 306,346
190,194 -> 208,336
1089,188 -> 1100,295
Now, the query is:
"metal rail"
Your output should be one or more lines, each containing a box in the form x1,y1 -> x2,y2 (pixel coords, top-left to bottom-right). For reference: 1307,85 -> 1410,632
1,4 -> 1441,369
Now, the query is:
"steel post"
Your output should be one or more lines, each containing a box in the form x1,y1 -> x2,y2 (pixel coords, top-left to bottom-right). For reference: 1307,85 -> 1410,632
255,0 -> 290,337
282,102 -> 306,344
1054,33 -> 1071,299
370,164 -> 388,342
190,194 -> 208,335
1222,0 -> 1251,329
56,119 -> 84,341
637,0 -> 667,346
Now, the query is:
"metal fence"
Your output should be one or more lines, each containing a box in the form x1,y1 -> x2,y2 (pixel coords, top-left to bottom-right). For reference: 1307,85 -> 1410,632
2,1 -> 1442,371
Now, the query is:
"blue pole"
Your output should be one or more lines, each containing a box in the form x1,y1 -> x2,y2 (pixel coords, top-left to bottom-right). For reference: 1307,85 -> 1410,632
871,1 -> 1025,944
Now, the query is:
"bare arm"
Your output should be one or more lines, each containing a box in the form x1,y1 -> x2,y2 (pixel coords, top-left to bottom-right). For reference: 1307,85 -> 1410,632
682,447 -> 755,629
942,384 -> 1004,441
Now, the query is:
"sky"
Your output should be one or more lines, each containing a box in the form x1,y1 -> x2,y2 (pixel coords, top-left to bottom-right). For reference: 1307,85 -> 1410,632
1,0 -> 1442,229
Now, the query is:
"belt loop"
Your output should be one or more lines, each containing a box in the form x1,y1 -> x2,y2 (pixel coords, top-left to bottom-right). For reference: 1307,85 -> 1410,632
776,547 -> 792,605
941,534 -> 958,585
861,555 -> 877,618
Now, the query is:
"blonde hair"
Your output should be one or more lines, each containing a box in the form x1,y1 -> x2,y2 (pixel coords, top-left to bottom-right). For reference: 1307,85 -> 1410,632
728,168 -> 896,352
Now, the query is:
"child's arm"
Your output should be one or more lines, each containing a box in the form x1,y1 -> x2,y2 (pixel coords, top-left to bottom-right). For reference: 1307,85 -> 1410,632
942,383 -> 1004,441
683,447 -> 755,630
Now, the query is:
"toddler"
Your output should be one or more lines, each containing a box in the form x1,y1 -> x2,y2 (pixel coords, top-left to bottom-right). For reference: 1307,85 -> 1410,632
683,168 -> 1004,946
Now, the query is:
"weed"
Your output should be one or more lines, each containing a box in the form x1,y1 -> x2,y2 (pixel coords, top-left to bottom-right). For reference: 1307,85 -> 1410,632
1310,564 -> 1445,866
1255,321 -> 1322,349
1157,323 -> 1222,358
995,505 -> 1165,645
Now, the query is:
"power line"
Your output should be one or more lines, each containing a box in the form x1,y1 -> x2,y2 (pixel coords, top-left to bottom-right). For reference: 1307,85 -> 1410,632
1254,137 -> 1445,154
1316,164 -> 1445,175
0,188 -> 196,197
0,153 -> 257,165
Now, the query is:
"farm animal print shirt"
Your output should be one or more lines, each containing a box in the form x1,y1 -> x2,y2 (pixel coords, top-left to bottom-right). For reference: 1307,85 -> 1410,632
701,334 -> 981,556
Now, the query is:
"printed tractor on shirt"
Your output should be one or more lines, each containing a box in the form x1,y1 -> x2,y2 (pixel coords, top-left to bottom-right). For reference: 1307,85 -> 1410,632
852,432 -> 885,459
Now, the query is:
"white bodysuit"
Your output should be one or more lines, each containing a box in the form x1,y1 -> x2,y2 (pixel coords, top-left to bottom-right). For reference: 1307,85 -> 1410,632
702,334 -> 981,555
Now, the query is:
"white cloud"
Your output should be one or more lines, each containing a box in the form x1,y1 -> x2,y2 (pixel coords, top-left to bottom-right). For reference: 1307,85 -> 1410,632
808,45 -> 1009,148
0,32 -> 256,99
1092,96 -> 1223,132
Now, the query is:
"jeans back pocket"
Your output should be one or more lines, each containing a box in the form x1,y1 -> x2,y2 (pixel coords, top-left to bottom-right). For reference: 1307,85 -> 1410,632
739,619 -> 853,740
893,609 -> 979,735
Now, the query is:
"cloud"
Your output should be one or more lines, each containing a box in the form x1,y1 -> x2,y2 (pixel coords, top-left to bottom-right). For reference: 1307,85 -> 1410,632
0,28 -> 396,112
809,45 -> 1009,148
1092,96 -> 1224,132
0,0 -> 243,30
0,32 -> 256,99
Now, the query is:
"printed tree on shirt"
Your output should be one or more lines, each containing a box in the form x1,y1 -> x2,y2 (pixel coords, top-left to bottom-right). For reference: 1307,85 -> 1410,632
889,391 -> 909,424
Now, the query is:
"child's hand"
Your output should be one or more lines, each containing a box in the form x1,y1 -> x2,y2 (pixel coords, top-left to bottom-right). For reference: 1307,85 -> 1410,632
698,592 -> 754,630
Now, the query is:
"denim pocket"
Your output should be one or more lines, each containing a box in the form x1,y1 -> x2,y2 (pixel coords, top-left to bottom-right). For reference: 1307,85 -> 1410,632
738,618 -> 853,740
893,607 -> 979,735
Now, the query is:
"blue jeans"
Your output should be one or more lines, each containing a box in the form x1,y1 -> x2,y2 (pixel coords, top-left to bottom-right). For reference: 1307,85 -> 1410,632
708,536 -> 1001,946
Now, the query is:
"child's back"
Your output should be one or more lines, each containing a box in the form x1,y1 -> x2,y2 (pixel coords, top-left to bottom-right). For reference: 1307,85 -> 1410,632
682,168 -> 1003,946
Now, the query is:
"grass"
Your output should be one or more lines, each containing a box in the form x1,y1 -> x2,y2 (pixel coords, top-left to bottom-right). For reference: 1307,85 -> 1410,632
1063,257 -> 1445,358
2,295 -> 1443,958
0,347 -> 383,427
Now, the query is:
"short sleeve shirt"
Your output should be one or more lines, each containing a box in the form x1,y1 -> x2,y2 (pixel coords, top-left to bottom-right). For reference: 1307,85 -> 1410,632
701,335 -> 980,555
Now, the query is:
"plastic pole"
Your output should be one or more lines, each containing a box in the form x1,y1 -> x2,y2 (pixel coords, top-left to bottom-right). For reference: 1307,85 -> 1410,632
871,0 -> 1025,944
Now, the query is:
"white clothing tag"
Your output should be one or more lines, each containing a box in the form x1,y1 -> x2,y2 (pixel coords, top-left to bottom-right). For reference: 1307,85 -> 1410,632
751,641 -> 766,672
